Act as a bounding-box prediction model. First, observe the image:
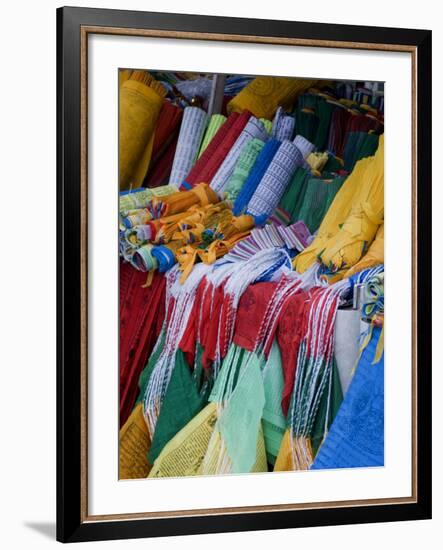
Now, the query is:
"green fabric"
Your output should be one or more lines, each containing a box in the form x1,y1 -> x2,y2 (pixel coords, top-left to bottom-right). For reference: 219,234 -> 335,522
261,342 -> 286,464
148,348 -> 209,464
343,131 -> 379,171
224,138 -> 265,202
313,98 -> 335,150
259,118 -> 273,135
295,175 -> 346,233
323,154 -> 344,173
197,114 -> 226,158
293,94 -> 319,143
311,358 -> 343,456
218,350 -> 266,473
277,167 -> 311,222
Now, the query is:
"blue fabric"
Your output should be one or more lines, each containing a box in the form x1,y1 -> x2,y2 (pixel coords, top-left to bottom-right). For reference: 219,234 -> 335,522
348,264 -> 384,293
151,245 -> 177,272
311,326 -> 384,469
232,139 -> 281,216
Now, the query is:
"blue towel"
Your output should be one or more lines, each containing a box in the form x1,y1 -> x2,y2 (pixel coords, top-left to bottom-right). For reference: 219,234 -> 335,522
311,325 -> 384,469
232,139 -> 281,216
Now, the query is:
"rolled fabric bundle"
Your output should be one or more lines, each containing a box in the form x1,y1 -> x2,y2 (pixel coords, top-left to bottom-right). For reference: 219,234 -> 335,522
343,131 -> 380,171
327,107 -> 352,157
124,224 -> 153,247
192,111 -> 252,188
210,117 -> 269,192
259,118 -> 273,135
169,106 -> 208,187
227,76 -> 320,119
246,140 -> 305,220
197,114 -> 227,158
272,106 -> 295,141
151,241 -> 183,272
224,138 -> 265,203
232,139 -> 281,216
294,135 -> 384,273
119,71 -> 167,190
275,167 -> 311,225
131,244 -> 159,272
294,175 -> 346,234
293,134 -> 315,158
143,134 -> 178,188
150,183 -> 220,218
121,208 -> 152,229
344,224 -> 384,277
183,112 -> 248,187
150,100 -> 183,164
119,184 -> 177,213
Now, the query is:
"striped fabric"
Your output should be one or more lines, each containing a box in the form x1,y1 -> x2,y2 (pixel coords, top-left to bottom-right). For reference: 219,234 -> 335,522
224,138 -> 265,203
169,107 -> 207,187
246,140 -> 305,220
223,220 -> 312,263
232,139 -> 281,216
197,114 -> 227,158
293,134 -> 316,158
210,117 -> 270,193
272,106 -> 295,141
184,113 -> 240,187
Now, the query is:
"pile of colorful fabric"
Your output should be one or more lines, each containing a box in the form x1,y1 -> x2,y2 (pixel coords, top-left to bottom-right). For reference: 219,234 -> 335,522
118,70 -> 385,479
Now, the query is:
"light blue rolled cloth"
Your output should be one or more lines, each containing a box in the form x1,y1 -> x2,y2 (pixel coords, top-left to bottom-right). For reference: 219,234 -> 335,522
169,106 -> 207,187
246,140 -> 305,220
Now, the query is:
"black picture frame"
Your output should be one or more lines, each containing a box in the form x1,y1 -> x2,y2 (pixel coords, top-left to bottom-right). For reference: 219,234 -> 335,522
57,6 -> 432,543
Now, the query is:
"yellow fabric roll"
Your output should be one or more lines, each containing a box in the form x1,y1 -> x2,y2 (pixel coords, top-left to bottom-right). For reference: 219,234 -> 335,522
119,71 -> 166,190
344,223 -> 384,277
153,183 -> 220,217
294,135 -> 384,273
227,76 -> 321,119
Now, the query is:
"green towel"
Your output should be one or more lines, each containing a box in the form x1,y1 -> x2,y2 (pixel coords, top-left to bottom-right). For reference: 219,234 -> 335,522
224,138 -> 265,203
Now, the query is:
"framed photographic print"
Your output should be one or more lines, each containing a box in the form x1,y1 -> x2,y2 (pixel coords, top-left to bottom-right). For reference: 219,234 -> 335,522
57,6 -> 432,543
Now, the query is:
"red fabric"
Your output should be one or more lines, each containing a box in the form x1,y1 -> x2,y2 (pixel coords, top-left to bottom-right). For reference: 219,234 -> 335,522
119,263 -> 166,426
143,100 -> 182,188
233,282 -> 278,352
184,113 -> 239,186
185,111 -> 252,186
151,100 -> 183,162
144,134 -> 178,187
200,283 -> 228,369
179,278 -> 209,367
328,108 -> 352,157
346,113 -> 383,135
276,289 -> 313,415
